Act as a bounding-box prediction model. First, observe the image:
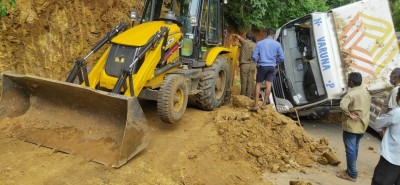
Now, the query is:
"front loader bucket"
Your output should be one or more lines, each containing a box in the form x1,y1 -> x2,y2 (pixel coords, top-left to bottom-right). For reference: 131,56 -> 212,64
0,72 -> 148,168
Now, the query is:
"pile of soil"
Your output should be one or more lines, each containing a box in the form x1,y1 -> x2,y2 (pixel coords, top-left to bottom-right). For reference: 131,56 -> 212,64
213,95 -> 337,173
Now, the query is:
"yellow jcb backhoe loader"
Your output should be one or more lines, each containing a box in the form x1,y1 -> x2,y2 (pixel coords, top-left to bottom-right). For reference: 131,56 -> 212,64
0,0 -> 238,167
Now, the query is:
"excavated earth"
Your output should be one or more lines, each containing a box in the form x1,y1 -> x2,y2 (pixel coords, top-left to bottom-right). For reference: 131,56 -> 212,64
0,0 -> 136,86
0,1 -> 337,184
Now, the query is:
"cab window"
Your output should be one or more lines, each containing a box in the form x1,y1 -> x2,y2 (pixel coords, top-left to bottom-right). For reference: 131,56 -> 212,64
206,0 -> 222,44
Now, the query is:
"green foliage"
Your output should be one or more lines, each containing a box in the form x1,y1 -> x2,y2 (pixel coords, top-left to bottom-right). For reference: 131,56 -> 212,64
390,0 -> 400,30
0,0 -> 6,17
0,0 -> 15,17
224,0 -> 400,31
8,0 -> 15,11
224,0 -> 329,31
326,0 -> 357,8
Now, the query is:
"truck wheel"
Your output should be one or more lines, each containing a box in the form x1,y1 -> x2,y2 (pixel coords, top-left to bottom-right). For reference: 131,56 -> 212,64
196,56 -> 229,111
157,74 -> 189,124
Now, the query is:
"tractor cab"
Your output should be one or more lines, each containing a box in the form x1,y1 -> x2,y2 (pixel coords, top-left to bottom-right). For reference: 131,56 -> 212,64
139,0 -> 225,65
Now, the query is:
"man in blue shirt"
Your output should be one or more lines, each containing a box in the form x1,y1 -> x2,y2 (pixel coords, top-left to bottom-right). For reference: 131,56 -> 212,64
250,28 -> 284,111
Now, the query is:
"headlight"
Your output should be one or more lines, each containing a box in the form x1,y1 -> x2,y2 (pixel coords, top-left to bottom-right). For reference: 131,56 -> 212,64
130,11 -> 138,21
190,15 -> 198,26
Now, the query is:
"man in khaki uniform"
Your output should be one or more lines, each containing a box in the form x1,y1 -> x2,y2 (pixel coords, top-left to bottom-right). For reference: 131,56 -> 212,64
337,72 -> 371,182
232,33 -> 257,99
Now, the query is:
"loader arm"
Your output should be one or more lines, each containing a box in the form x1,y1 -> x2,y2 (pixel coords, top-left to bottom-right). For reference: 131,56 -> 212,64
93,21 -> 182,97
112,26 -> 169,96
67,22 -> 128,86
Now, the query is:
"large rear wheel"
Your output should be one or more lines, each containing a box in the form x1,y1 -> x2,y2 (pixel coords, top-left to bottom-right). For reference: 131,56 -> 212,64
195,57 -> 229,110
157,74 -> 189,124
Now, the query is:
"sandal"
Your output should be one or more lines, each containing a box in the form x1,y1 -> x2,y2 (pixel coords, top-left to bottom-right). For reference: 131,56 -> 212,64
249,106 -> 258,112
260,106 -> 266,110
336,171 -> 356,182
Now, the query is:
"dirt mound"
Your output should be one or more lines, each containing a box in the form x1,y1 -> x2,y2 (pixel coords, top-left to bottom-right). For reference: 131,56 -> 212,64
213,95 -> 336,173
0,0 -> 134,82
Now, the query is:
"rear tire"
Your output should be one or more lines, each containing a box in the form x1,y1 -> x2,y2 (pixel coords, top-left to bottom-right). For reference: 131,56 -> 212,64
157,74 -> 189,124
195,57 -> 229,110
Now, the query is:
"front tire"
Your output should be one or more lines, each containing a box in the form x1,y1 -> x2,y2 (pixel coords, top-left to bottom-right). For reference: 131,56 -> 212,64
195,56 -> 229,110
157,74 -> 189,124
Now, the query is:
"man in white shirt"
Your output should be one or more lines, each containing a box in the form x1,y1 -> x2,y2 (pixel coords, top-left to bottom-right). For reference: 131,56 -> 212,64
371,88 -> 400,185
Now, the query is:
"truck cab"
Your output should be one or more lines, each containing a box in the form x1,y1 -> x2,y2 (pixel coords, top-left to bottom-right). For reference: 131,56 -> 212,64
273,0 -> 400,118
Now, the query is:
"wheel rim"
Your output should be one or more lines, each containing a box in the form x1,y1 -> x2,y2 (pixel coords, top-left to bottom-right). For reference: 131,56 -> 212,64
215,70 -> 226,100
173,87 -> 184,112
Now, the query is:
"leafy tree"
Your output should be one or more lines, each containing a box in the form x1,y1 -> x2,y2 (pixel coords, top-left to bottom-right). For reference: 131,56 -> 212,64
325,0 -> 357,8
225,0 -> 400,31
225,0 -> 328,31
224,0 -> 269,31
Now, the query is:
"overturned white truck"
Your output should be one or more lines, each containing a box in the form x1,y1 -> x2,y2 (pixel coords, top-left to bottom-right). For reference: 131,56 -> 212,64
271,0 -> 400,126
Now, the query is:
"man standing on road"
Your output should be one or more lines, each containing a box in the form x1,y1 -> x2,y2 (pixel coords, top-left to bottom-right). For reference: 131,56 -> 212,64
232,32 -> 257,99
386,68 -> 400,111
250,28 -> 284,111
337,72 -> 371,182
379,68 -> 400,137
371,88 -> 400,185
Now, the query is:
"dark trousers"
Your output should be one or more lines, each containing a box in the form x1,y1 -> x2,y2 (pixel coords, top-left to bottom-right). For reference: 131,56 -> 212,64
240,63 -> 256,98
343,131 -> 364,179
371,156 -> 400,185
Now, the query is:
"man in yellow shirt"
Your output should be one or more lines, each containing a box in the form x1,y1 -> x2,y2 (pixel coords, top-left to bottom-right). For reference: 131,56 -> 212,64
337,72 -> 371,182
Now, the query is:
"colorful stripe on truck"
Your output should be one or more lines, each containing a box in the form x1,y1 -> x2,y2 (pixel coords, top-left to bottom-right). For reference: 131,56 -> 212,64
331,0 -> 400,91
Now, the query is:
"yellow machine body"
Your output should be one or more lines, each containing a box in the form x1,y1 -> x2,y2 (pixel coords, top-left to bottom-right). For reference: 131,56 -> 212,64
0,0 -> 239,168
